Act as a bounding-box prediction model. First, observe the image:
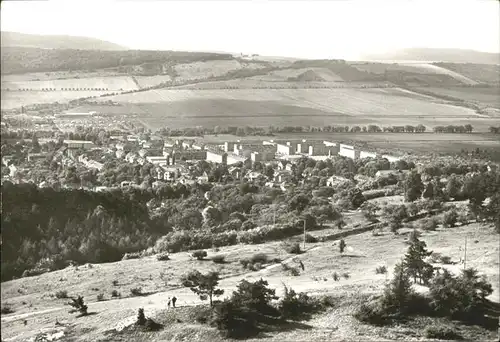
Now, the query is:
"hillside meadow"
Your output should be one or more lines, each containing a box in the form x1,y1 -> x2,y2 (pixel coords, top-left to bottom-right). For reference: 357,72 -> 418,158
1,223 -> 498,342
95,87 -> 497,131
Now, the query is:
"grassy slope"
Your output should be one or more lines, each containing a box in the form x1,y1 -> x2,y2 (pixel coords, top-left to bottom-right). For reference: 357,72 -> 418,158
95,87 -> 499,131
1,222 -> 498,341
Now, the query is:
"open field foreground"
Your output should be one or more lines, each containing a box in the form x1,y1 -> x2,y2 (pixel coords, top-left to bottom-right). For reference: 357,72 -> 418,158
1,223 -> 498,342
94,87 -> 499,131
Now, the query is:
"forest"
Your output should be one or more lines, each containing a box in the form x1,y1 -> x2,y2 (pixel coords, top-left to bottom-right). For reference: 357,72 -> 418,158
0,47 -> 233,74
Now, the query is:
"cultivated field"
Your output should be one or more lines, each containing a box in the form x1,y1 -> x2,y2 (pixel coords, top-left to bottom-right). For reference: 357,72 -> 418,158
1,91 -> 112,110
174,60 -> 267,82
94,87 -> 498,131
1,223 -> 498,342
415,86 -> 500,108
1,76 -> 139,92
351,62 -> 479,85
249,68 -> 344,82
134,75 -> 173,89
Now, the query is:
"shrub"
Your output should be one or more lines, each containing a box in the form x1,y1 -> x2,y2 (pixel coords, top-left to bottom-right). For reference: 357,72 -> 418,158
284,242 -> 302,254
212,255 -> 226,264
192,250 -> 208,260
375,266 -> 387,274
428,268 -> 493,321
250,253 -> 268,264
354,302 -> 389,326
156,252 -> 170,261
305,234 -> 318,243
424,325 -> 463,340
68,296 -> 88,316
443,210 -> 458,228
97,293 -> 105,301
342,272 -> 350,279
130,287 -> 143,296
112,280 -> 119,286
421,217 -> 439,231
240,259 -> 250,269
278,285 -> 315,320
111,290 -> 121,298
439,255 -> 453,264
1,306 -> 14,314
55,290 -> 69,299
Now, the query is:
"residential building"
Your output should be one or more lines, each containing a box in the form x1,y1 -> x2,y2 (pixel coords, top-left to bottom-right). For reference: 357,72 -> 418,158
64,140 -> 96,150
146,156 -> 168,165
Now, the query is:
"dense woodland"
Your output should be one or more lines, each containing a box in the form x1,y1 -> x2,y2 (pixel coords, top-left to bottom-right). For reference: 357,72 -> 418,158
1,151 -> 499,282
0,47 -> 233,74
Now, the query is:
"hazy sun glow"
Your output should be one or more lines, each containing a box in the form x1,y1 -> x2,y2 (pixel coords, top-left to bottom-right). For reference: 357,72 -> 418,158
1,0 -> 499,59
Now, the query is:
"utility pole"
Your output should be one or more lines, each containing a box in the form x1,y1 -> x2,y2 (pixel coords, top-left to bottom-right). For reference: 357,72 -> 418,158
464,235 -> 467,270
273,205 -> 276,225
303,219 -> 306,250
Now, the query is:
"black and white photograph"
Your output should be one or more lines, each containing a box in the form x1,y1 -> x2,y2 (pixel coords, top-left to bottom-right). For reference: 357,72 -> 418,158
1,0 -> 499,341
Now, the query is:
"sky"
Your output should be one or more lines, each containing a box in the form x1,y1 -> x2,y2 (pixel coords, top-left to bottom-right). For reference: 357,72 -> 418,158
1,0 -> 499,59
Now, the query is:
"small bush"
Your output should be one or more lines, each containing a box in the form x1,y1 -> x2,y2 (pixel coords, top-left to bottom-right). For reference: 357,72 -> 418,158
130,287 -> 143,296
424,325 -> 463,340
354,302 -> 389,326
111,290 -> 121,298
112,280 -> 119,286
284,242 -> 302,254
240,259 -> 250,269
156,252 -> 170,261
192,250 -> 208,260
421,217 -> 439,231
68,296 -> 88,316
342,272 -> 350,279
55,290 -> 68,299
289,267 -> 300,276
212,255 -> 226,264
375,266 -> 387,274
305,234 -> 318,243
97,293 -> 105,301
1,306 -> 14,314
439,255 -> 453,264
250,253 -> 268,264
443,210 -> 458,228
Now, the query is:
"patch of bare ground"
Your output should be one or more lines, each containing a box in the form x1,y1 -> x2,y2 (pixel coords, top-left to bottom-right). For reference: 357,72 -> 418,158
1,222 -> 498,341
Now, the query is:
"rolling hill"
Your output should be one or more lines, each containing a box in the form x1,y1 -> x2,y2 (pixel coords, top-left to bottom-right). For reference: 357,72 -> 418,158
362,48 -> 500,65
0,31 -> 128,51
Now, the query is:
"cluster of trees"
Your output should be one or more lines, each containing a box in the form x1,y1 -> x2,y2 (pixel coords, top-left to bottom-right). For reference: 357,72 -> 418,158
489,126 -> 500,134
433,124 -> 473,133
181,271 -> 334,338
1,182 -> 162,281
155,123 -> 481,138
1,47 -> 233,74
356,233 -> 494,329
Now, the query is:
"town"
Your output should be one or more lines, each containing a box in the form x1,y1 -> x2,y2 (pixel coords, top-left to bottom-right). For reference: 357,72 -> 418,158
1,1 -> 500,341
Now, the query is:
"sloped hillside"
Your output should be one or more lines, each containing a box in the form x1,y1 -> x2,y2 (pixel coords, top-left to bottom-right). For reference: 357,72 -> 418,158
1,31 -> 127,51
350,62 -> 478,86
434,63 -> 500,85
0,47 -> 234,74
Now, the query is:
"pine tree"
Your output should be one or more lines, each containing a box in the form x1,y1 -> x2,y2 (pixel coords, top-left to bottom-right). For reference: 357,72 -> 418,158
381,261 -> 414,314
68,296 -> 88,316
403,232 -> 434,284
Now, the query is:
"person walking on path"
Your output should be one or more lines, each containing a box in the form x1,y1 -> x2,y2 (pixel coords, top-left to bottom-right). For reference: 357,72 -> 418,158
167,298 -> 171,308
171,296 -> 177,308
